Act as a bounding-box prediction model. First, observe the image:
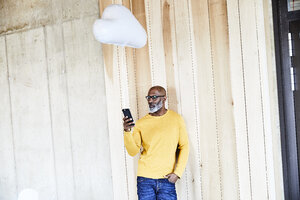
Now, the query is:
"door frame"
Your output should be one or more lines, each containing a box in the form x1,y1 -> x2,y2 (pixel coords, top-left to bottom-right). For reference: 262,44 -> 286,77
272,0 -> 300,199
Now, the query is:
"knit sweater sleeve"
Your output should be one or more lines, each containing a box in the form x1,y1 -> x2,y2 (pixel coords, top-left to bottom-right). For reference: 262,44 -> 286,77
124,126 -> 141,157
173,116 -> 189,178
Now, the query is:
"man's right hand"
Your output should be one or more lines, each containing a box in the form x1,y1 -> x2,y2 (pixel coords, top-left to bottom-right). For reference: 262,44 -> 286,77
123,116 -> 135,132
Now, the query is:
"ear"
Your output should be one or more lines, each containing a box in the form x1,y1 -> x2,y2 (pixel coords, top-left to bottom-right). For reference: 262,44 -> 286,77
163,96 -> 167,102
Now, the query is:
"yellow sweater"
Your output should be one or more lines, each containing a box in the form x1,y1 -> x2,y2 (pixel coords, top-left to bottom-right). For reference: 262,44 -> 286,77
124,110 -> 189,178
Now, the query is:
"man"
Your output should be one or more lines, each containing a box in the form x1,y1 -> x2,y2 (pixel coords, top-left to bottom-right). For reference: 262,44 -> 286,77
123,86 -> 189,200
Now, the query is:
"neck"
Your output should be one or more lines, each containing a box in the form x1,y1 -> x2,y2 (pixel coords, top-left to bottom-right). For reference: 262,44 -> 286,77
149,107 -> 167,116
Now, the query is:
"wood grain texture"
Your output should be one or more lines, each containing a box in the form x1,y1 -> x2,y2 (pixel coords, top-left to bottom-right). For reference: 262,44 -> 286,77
0,0 -> 284,199
99,1 -> 137,199
98,1 -> 132,198
99,0 -> 114,82
122,1 -> 140,199
132,0 -> 152,117
208,0 -> 239,199
190,0 -> 222,199
145,0 -> 167,87
262,0 -> 285,198
162,0 -> 179,112
239,0 -> 269,198
173,0 -> 202,199
226,0 -> 252,198
96,0 -> 283,199
254,0 -> 276,199
118,44 -> 136,200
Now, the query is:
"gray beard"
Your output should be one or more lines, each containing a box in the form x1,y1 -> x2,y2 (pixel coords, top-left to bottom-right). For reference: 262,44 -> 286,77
149,100 -> 163,113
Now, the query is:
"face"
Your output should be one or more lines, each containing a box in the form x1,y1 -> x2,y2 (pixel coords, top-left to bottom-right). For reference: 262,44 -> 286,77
147,89 -> 166,113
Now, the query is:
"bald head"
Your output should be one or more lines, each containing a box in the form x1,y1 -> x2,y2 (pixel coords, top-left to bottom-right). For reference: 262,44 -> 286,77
147,86 -> 167,115
148,86 -> 166,96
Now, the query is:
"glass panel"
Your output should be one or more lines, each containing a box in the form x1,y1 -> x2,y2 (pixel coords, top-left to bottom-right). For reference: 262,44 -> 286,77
288,0 -> 300,11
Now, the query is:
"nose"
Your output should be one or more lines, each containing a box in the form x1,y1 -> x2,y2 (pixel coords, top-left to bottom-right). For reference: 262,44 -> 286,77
148,98 -> 153,103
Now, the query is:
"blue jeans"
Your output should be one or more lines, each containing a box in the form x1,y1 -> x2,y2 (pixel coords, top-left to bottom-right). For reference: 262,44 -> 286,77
137,176 -> 177,200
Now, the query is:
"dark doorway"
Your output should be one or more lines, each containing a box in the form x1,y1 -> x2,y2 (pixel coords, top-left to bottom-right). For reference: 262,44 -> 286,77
290,20 -> 300,168
272,0 -> 300,199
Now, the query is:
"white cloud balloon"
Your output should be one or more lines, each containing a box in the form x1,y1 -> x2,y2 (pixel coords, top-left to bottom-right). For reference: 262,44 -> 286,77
93,4 -> 147,48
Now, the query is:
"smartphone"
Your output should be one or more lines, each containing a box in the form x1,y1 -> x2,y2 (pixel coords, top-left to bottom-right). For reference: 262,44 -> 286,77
122,108 -> 135,126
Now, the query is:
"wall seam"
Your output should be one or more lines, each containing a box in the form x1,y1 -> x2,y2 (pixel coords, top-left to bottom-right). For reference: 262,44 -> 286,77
43,26 -> 59,200
237,0 -> 253,199
132,49 -> 140,119
206,0 -> 223,198
128,0 -> 140,119
4,35 -> 19,196
254,1 -> 270,199
61,23 -> 77,198
171,0 -> 189,198
116,46 -> 130,200
146,0 -> 155,85
186,0 -> 204,199
224,0 -> 241,198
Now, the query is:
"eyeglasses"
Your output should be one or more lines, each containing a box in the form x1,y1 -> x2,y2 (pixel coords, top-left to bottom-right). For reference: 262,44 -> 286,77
145,95 -> 165,100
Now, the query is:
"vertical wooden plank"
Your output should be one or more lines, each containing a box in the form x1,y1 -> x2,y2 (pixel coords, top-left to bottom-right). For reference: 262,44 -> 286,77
173,0 -> 202,199
255,0 -> 283,199
254,0 -> 276,199
118,44 -> 135,200
0,36 -> 18,200
100,1 -> 133,200
145,0 -> 167,87
132,0 -> 152,117
98,1 -> 135,200
123,46 -> 139,200
6,28 -> 57,200
262,0 -> 285,198
227,0 -> 252,199
122,0 -> 139,117
208,0 -> 239,199
122,0 -> 140,199
99,0 -> 114,82
189,0 -> 222,199
63,16 -> 114,200
239,0 -> 269,198
161,0 -> 187,198
113,6 -> 135,200
45,24 -> 75,200
162,0 -> 180,112
102,44 -> 129,200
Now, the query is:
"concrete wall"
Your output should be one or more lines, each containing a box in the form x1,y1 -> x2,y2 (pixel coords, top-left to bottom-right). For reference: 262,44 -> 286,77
0,0 -> 284,199
99,0 -> 284,200
0,0 -> 113,200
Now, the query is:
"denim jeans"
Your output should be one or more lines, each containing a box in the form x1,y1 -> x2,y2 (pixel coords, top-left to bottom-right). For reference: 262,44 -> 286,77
137,176 -> 177,200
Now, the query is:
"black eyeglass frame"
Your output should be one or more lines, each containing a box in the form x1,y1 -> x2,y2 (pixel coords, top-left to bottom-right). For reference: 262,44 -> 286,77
145,95 -> 165,100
